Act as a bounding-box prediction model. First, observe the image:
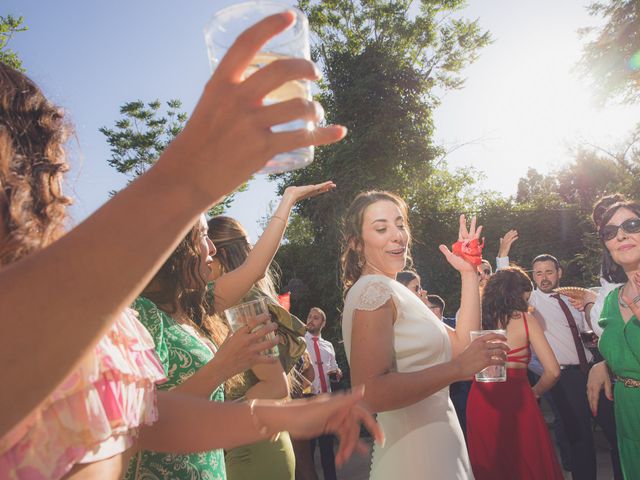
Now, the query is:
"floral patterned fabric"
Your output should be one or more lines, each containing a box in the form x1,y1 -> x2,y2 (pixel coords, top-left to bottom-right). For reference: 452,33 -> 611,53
125,297 -> 227,480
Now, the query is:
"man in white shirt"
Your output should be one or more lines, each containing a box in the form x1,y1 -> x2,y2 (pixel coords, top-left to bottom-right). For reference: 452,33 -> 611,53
530,254 -> 622,480
305,307 -> 341,480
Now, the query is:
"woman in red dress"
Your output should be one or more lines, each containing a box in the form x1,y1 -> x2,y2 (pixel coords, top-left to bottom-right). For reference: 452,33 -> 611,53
467,266 -> 563,479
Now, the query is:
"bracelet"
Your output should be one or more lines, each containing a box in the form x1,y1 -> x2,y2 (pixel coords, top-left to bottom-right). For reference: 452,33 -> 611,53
249,400 -> 281,442
271,215 -> 287,223
249,400 -> 270,437
584,302 -> 595,310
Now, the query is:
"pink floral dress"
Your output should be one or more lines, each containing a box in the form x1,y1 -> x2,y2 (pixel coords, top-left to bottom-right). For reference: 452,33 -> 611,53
0,308 -> 166,479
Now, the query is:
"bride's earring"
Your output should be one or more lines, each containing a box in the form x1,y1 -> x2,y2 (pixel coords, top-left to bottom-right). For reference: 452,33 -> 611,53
357,251 -> 365,269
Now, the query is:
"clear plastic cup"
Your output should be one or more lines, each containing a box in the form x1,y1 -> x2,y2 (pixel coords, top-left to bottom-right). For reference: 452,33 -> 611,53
204,2 -> 313,174
470,329 -> 507,382
224,298 -> 278,357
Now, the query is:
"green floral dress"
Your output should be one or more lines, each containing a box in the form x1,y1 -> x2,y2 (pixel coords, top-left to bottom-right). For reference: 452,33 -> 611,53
125,296 -> 227,480
599,288 -> 640,480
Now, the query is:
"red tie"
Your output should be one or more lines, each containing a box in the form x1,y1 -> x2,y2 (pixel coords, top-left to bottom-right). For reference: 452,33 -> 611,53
312,336 -> 328,393
552,294 -> 589,373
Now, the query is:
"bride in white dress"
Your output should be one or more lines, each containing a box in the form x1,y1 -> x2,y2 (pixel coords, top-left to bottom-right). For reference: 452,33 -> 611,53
340,191 -> 508,480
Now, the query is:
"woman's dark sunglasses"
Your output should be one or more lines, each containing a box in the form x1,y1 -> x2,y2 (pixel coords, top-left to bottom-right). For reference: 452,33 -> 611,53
600,217 -> 640,241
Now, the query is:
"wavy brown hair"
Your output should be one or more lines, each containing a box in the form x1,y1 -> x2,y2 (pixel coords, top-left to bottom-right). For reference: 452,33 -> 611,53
0,63 -> 72,265
207,215 -> 292,396
340,191 -> 412,291
481,266 -> 533,330
142,221 -> 226,344
207,215 -> 280,303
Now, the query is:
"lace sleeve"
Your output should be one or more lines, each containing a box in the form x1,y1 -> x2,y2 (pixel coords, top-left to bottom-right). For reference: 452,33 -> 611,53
354,280 -> 394,311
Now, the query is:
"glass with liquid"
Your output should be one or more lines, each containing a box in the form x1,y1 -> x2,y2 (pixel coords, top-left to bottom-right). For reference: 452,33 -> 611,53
470,329 -> 508,382
204,2 -> 313,174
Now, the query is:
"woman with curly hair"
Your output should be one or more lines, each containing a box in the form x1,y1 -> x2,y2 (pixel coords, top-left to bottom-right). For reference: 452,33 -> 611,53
124,214 -> 281,480
0,11 -> 347,441
466,266 -> 562,480
0,13 -> 384,480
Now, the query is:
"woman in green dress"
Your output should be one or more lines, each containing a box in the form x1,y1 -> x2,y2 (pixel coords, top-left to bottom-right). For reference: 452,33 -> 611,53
587,200 -> 640,480
126,215 -> 279,480
207,182 -> 335,480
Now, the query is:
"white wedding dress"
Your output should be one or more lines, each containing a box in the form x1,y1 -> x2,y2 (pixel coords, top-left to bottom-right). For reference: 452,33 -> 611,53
342,274 -> 473,479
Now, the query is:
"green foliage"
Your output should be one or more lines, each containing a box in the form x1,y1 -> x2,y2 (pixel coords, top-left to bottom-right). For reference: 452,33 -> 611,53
100,100 -> 187,179
578,0 -> 640,105
100,99 -> 246,215
0,15 -> 27,71
269,1 -> 492,366
299,0 -> 491,95
505,134 -> 640,290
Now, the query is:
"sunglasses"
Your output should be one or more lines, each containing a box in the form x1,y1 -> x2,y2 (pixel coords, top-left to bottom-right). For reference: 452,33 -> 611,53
477,269 -> 491,276
600,217 -> 640,241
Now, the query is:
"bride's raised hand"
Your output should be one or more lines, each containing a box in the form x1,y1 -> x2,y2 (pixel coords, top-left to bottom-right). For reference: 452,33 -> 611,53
439,214 -> 484,274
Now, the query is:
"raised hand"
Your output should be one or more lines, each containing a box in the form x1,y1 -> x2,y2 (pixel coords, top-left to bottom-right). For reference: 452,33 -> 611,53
157,12 -> 346,209
451,332 -> 509,379
439,214 -> 484,273
498,229 -> 518,258
282,180 -> 336,205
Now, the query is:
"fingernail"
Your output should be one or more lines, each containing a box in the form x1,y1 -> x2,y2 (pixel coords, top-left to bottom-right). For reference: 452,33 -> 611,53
313,63 -> 322,79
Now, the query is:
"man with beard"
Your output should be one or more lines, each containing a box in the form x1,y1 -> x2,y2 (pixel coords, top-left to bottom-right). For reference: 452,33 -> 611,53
529,254 -> 622,480
304,307 -> 341,480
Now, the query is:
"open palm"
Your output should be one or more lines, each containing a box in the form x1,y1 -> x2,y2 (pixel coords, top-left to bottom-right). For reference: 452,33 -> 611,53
283,181 -> 336,204
439,214 -> 483,273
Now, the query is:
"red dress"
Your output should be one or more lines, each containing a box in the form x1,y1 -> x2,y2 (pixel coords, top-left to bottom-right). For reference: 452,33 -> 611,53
466,314 -> 563,480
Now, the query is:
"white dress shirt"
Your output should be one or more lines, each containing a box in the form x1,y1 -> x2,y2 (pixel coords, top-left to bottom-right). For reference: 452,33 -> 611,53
305,332 -> 339,394
528,289 -> 593,365
590,278 -> 622,337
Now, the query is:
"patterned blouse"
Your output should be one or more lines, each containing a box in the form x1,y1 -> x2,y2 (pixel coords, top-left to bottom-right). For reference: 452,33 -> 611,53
124,296 -> 227,480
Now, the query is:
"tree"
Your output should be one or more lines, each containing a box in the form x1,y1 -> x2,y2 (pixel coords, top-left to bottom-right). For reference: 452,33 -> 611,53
100,99 -> 246,214
271,1 -> 492,354
507,131 -> 640,288
0,15 -> 27,71
578,0 -> 640,105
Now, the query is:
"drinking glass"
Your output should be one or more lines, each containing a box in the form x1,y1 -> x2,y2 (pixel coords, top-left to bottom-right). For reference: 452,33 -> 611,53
204,2 -> 313,174
470,329 -> 507,382
225,298 -> 278,357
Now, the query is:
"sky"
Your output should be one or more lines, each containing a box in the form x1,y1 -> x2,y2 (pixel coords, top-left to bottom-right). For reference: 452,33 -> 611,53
4,0 -> 639,240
